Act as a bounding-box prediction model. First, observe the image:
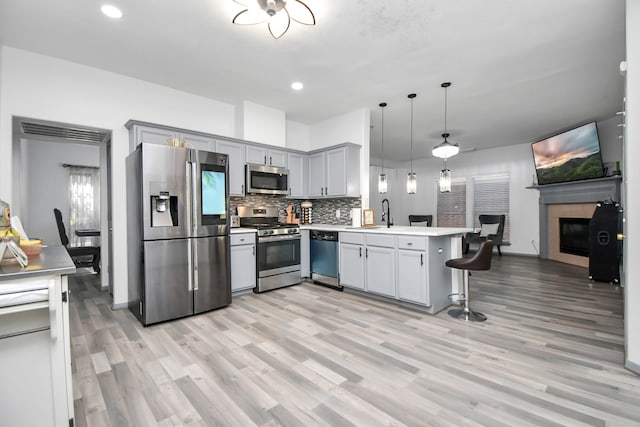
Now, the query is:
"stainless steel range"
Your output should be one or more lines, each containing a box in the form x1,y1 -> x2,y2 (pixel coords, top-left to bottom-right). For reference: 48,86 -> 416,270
237,207 -> 301,293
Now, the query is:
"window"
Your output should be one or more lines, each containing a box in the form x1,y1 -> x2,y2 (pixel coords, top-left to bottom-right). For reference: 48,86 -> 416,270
472,173 -> 510,242
68,166 -> 100,246
437,179 -> 467,227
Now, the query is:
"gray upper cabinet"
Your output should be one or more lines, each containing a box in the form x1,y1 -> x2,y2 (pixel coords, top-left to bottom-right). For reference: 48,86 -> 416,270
308,144 -> 361,198
286,152 -> 307,198
307,152 -> 326,197
215,140 -> 246,196
246,146 -> 287,167
129,124 -> 215,152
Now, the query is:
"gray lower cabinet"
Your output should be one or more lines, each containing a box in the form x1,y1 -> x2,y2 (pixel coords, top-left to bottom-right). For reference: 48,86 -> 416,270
397,236 -> 428,305
230,234 -> 256,292
339,241 -> 365,290
338,232 -> 452,313
364,234 -> 396,297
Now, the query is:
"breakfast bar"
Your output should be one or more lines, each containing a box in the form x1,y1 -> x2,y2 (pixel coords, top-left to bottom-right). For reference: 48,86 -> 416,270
301,225 -> 471,314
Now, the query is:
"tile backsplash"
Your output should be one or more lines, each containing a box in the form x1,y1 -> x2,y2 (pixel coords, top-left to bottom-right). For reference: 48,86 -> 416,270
230,195 -> 361,225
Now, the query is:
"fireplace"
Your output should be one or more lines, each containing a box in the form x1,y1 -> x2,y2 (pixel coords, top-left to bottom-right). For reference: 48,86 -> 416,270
528,175 -> 621,267
559,217 -> 590,257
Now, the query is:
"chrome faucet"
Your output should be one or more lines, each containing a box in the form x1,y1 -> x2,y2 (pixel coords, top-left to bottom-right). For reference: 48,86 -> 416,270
381,198 -> 393,228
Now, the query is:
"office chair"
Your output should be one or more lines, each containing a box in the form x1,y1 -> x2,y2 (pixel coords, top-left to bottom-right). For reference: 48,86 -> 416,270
53,208 -> 100,273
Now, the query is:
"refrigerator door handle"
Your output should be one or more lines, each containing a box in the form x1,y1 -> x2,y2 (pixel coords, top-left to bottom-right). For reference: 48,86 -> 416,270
193,239 -> 199,291
187,237 -> 193,291
190,161 -> 198,235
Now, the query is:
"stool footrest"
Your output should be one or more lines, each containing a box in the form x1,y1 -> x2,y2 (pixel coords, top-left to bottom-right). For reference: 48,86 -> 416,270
448,308 -> 487,322
448,293 -> 466,304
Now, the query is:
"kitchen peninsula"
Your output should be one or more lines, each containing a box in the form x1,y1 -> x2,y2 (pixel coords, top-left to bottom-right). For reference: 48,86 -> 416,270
0,245 -> 75,427
301,225 -> 471,314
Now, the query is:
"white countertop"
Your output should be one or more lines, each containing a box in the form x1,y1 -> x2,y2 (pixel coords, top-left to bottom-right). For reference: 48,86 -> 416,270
300,224 -> 472,237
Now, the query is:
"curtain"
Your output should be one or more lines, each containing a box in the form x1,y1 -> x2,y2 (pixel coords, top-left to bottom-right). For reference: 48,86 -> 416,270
68,166 -> 100,246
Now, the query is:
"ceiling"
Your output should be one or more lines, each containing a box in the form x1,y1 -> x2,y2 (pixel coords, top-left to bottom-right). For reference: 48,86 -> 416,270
0,0 -> 626,163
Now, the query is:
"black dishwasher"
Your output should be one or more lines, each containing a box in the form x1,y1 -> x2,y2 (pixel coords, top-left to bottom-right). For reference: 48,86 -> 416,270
310,230 -> 341,289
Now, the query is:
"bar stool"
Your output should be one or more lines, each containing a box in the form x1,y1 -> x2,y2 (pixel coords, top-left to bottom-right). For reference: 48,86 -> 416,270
447,241 -> 494,322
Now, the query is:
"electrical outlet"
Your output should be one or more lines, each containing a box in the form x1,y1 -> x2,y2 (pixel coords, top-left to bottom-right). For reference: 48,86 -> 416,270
336,209 -> 340,218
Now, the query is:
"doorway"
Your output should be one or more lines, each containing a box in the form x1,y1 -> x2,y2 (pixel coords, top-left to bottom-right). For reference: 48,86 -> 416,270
11,117 -> 113,293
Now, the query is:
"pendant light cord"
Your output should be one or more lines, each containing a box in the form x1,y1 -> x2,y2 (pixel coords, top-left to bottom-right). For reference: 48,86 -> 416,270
408,94 -> 416,173
379,103 -> 386,172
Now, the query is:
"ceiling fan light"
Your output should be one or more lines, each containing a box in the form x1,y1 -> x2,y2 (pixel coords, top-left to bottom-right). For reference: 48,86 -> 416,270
232,8 -> 269,25
268,9 -> 290,38
232,0 -> 315,39
432,140 -> 460,159
287,0 -> 316,25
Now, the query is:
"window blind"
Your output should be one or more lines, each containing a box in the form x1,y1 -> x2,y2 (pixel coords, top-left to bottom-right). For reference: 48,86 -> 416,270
472,174 -> 510,242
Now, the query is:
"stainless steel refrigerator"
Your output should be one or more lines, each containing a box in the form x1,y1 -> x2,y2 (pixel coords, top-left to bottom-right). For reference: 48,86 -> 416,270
126,143 -> 231,325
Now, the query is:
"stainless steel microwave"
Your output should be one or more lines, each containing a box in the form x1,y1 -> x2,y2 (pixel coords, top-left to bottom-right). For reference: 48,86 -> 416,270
245,164 -> 289,195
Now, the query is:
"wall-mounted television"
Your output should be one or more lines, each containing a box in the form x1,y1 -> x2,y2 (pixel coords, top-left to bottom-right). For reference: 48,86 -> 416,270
531,121 -> 605,185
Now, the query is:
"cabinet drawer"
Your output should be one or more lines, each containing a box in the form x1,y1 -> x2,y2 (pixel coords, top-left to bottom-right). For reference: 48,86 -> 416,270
397,236 -> 426,251
231,234 -> 255,246
365,234 -> 395,248
340,232 -> 364,245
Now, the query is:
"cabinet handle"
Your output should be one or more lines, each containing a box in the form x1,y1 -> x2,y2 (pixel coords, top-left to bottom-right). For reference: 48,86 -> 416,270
359,247 -> 362,257
289,188 -> 291,195
321,187 -> 324,196
270,156 -> 273,165
325,186 -> 328,195
421,253 -> 424,266
253,245 -> 255,256
407,242 -> 413,246
616,111 -> 626,116
366,248 -> 368,258
241,184 -> 244,194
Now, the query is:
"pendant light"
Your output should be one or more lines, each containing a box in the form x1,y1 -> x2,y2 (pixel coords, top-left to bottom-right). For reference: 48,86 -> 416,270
432,82 -> 460,159
407,93 -> 417,194
439,159 -> 452,193
378,102 -> 388,194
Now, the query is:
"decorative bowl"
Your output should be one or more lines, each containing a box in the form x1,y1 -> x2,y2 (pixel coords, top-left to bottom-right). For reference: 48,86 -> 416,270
20,239 -> 42,257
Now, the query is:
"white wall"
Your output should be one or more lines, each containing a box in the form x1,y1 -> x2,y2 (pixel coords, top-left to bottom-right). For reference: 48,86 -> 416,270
310,108 -> 370,208
242,100 -> 286,147
285,120 -> 310,152
625,0 -> 639,373
0,47 -> 234,306
22,139 -> 99,245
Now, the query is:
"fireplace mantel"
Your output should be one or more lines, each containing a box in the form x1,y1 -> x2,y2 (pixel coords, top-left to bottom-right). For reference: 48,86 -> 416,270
527,176 -> 622,259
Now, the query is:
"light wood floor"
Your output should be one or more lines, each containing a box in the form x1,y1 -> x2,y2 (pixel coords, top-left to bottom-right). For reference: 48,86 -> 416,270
69,256 -> 640,427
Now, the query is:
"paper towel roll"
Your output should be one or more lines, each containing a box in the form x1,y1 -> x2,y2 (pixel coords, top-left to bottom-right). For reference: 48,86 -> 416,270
351,208 -> 362,228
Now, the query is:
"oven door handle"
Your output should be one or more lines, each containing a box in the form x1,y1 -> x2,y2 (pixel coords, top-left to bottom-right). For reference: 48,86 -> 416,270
258,234 -> 301,243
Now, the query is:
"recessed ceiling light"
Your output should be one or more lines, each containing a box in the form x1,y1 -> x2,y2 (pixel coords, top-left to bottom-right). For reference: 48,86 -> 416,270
291,82 -> 304,91
101,4 -> 123,19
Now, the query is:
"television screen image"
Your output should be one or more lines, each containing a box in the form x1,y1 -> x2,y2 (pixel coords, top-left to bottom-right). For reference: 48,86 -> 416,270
531,122 -> 605,185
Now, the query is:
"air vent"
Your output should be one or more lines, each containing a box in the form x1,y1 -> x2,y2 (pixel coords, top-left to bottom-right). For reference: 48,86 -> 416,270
20,122 -> 109,143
